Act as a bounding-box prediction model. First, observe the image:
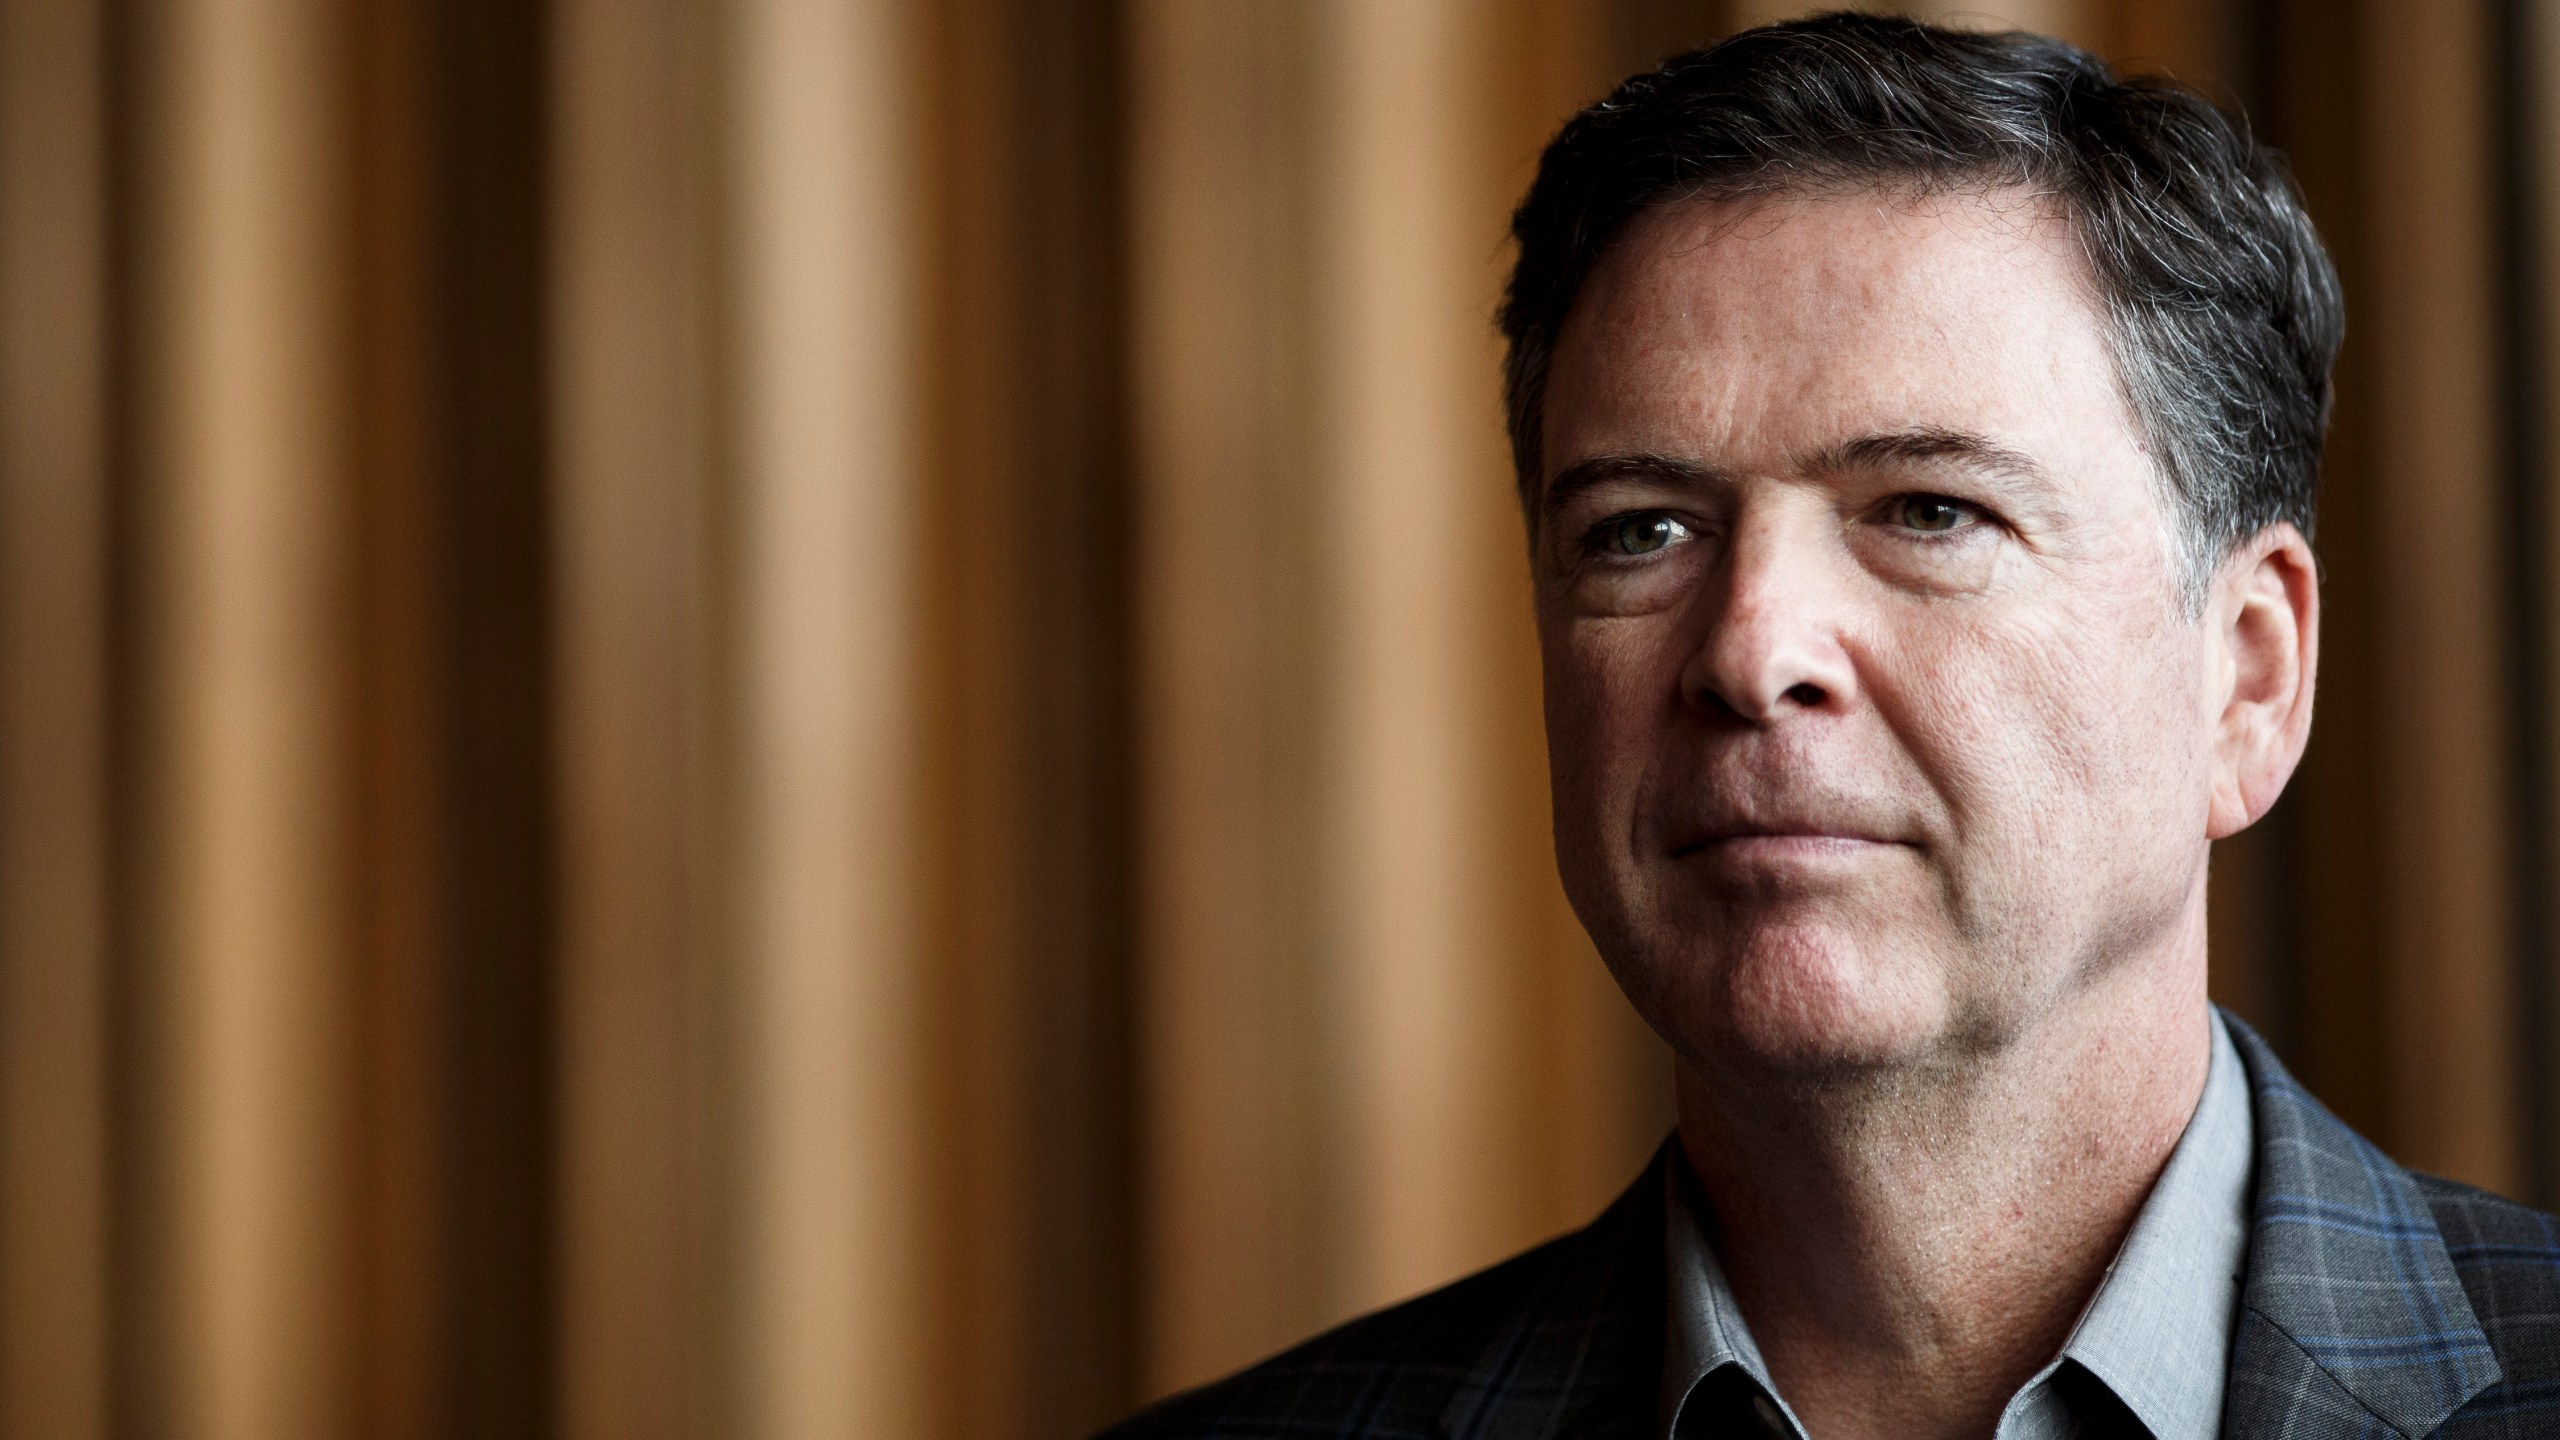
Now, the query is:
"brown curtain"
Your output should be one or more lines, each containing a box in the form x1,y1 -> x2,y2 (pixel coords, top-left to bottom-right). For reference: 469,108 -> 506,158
1,1 -> 2554,1437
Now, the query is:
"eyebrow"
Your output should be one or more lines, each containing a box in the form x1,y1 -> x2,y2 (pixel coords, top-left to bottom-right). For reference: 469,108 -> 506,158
1813,426 -> 2057,492
1537,452 -> 1721,529
1538,426 -> 2057,524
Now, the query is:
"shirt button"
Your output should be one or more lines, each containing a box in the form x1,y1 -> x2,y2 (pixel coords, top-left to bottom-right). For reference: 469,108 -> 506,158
1751,1392 -> 1789,1434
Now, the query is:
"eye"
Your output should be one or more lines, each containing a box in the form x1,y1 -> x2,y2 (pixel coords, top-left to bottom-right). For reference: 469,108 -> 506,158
1887,494 -> 1982,534
1596,512 -> 1693,557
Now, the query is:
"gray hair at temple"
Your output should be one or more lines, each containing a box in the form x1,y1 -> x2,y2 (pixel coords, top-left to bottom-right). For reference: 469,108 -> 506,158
1498,11 -> 2344,605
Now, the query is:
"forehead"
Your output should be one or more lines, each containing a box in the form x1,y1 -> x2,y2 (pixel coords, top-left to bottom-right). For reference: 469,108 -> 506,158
1541,187 -> 2146,499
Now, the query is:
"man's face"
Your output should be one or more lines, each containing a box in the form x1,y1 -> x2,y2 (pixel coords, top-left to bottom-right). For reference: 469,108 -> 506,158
1537,189 -> 2222,1073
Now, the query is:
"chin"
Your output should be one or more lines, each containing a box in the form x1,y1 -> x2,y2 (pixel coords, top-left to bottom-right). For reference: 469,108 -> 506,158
1642,914 -> 1958,1074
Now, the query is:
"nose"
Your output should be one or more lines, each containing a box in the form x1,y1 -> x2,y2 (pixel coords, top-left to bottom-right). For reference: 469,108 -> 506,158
1679,511 -> 1858,724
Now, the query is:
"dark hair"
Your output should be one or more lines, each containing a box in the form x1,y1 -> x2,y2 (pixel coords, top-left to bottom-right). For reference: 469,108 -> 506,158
1499,12 -> 2343,593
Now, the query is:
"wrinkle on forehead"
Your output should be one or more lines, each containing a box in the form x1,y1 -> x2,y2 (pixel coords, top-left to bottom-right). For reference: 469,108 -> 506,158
1566,186 -> 2098,378
1539,184 -> 2166,581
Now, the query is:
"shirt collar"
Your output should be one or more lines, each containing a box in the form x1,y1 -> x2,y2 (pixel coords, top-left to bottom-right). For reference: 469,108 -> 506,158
1659,1151 -> 1776,1435
1660,1009 -> 2256,1440
2055,1007 -> 2254,1440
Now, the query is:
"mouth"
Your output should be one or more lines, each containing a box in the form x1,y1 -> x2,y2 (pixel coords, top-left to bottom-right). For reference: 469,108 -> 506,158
1667,825 -> 1908,861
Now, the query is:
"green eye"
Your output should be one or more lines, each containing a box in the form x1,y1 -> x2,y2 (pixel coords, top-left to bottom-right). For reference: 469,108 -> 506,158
1604,513 -> 1690,556
1894,495 -> 1976,533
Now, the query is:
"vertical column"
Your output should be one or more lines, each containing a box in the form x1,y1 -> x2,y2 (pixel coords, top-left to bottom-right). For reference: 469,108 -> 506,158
0,0 -> 111,1434
153,0 -> 362,1434
928,0 -> 1145,1430
2359,0 -> 2519,1193
552,0 -> 731,1434
727,0 -> 930,1435
1130,0 -> 1336,1391
405,0 -> 558,1426
2524,0 -> 2560,1206
343,0 -> 440,1430
1313,0 -> 1545,1309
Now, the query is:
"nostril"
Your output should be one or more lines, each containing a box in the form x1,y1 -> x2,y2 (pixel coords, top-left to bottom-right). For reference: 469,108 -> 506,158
1783,682 -> 1826,708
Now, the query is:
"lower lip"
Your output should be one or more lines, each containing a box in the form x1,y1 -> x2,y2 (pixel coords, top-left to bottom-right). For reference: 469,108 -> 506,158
1679,834 -> 1899,865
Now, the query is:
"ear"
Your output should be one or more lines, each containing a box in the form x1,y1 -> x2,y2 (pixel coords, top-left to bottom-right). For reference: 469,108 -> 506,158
2206,524 -> 2318,839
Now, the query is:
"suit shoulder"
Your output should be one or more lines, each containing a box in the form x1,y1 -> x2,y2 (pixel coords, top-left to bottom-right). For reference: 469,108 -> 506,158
2417,1170 -> 2560,1278
1093,1229 -> 1586,1440
2414,1174 -> 2560,1396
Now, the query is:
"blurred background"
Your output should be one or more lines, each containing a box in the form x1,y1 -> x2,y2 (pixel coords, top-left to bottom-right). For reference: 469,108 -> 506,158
0,0 -> 2552,1435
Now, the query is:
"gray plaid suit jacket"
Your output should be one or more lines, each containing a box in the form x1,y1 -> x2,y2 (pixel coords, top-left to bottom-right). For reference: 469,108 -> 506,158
1100,1017 -> 2560,1438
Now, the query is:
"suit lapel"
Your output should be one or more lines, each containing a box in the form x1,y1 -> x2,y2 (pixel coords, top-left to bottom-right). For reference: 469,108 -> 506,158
1439,1145 -> 1667,1440
2223,1017 -> 2500,1437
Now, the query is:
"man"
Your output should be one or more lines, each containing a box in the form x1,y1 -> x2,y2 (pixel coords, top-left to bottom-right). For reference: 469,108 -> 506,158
1104,14 -> 2560,1439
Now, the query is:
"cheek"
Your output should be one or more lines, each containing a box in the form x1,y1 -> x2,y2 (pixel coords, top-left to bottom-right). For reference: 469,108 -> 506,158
1540,618 -> 1666,964
1873,599 -> 2212,875
1541,616 -> 1672,786
1540,616 -> 1685,889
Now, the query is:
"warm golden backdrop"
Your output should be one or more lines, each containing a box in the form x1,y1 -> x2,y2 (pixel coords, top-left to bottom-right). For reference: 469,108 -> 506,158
0,0 -> 2554,1436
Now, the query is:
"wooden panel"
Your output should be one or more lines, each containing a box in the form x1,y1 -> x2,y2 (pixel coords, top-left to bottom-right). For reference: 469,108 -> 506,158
2358,0 -> 2518,1193
338,0 -> 560,1430
925,0 -> 1142,1431
551,0 -> 732,1433
407,0 -> 556,1430
1131,0 -> 1335,1391
150,0 -> 363,1433
726,0 -> 931,1436
0,0 -> 112,1433
344,0 -> 438,1426
560,1 -> 956,1434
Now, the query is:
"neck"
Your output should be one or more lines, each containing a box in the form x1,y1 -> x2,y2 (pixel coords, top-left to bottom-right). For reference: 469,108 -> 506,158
1674,904 -> 2213,1440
